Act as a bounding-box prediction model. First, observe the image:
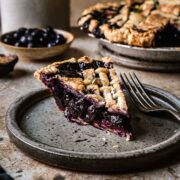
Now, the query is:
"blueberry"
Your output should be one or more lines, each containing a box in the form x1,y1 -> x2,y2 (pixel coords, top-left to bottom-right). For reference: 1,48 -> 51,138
43,32 -> 49,38
55,39 -> 61,45
56,34 -> 66,44
31,29 -> 43,38
47,42 -> 56,48
92,28 -> 103,38
20,35 -> 29,44
25,28 -> 36,35
17,27 -> 26,36
47,43 -> 52,48
2,34 -> 15,45
3,37 -> 10,44
56,34 -> 62,39
27,43 -> 35,48
27,35 -> 33,42
12,32 -> 21,40
31,30 -> 44,43
82,20 -> 90,31
44,26 -> 54,33
31,31 -> 37,37
55,38 -> 66,45
15,41 -> 26,47
99,18 -> 107,24
44,28 -> 56,39
94,60 -> 104,68
15,42 -> 20,47
92,10 -> 102,19
19,36 -> 26,43
18,27 -> 26,31
51,42 -> 56,47
39,37 -> 44,43
56,34 -> 65,40
109,23 -> 120,29
38,37 -> 47,46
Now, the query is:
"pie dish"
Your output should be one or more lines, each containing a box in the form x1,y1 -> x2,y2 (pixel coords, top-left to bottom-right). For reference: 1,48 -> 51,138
0,54 -> 18,76
78,0 -> 180,47
34,56 -> 133,141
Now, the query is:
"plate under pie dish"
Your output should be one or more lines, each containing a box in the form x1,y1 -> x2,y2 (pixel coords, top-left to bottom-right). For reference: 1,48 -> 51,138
6,86 -> 180,172
98,42 -> 180,72
98,36 -> 180,61
34,56 -> 133,141
78,1 -> 180,48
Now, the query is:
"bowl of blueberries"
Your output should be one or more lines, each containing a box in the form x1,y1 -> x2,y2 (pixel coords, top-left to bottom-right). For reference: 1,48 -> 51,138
0,26 -> 74,61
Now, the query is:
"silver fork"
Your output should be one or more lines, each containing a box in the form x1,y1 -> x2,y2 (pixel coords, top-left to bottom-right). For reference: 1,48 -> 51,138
120,72 -> 180,122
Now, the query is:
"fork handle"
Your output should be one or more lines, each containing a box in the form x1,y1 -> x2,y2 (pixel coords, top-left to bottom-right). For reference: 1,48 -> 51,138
167,110 -> 180,122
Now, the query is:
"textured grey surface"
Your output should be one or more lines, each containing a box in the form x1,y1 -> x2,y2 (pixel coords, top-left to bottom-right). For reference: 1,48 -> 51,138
0,28 -> 180,179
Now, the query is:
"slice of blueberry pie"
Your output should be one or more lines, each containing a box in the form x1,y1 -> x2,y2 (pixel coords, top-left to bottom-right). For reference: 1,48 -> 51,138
34,56 -> 133,141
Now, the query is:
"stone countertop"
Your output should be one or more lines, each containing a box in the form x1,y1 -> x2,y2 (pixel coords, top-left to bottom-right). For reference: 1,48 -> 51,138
0,28 -> 180,180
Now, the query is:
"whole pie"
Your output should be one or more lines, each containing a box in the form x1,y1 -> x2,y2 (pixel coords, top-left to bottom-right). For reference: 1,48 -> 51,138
78,0 -> 180,47
34,56 -> 133,141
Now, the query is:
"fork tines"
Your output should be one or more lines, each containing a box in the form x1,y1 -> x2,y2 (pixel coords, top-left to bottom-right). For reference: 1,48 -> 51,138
120,73 -> 158,111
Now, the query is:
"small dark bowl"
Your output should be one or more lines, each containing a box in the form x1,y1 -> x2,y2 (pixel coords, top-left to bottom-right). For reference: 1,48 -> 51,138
0,54 -> 18,76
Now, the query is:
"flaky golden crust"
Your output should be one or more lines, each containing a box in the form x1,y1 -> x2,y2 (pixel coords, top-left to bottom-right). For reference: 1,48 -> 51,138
82,2 -> 123,16
34,56 -> 128,113
34,58 -> 76,80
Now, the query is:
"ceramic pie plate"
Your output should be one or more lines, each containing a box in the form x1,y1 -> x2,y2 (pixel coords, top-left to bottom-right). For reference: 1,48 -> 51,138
6,86 -> 180,172
99,43 -> 180,72
98,37 -> 180,62
89,34 -> 180,71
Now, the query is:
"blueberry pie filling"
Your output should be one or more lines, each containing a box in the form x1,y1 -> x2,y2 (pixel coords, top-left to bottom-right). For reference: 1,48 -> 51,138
34,56 -> 133,141
78,1 -> 180,47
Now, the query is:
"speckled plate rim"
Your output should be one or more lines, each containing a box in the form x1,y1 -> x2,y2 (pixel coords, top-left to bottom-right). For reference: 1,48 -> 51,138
98,43 -> 180,72
89,33 -> 180,62
6,85 -> 180,160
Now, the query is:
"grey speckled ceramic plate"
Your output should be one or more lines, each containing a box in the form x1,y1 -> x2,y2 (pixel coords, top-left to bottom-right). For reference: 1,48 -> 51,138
88,34 -> 180,61
98,38 -> 180,61
6,85 -> 180,172
89,34 -> 180,72
99,43 -> 180,72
